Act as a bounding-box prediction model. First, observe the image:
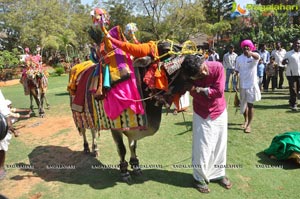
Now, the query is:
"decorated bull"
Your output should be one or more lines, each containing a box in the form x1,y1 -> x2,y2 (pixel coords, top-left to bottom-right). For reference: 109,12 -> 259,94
68,8 -> 202,182
20,49 -> 49,117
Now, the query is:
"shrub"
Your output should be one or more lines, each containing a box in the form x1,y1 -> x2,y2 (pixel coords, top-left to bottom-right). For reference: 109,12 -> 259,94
55,67 -> 65,76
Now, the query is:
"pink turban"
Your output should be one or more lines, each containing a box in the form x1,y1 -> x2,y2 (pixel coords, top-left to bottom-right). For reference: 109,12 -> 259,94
240,40 -> 256,51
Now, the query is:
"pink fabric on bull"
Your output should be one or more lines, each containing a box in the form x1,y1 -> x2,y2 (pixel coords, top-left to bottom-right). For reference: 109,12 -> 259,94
103,26 -> 144,120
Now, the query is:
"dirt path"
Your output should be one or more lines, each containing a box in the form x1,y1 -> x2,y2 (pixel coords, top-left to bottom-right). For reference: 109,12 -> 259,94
0,79 -> 21,87
1,115 -> 85,199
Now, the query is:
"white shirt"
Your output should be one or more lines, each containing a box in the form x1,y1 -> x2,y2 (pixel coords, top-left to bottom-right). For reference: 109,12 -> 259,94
259,50 -> 270,65
207,52 -> 219,61
283,50 -> 300,76
0,90 -> 10,117
0,89 -> 11,150
271,48 -> 286,67
235,53 -> 260,89
223,52 -> 238,69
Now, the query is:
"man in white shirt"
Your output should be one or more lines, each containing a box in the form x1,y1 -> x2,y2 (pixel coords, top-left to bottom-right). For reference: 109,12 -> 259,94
259,44 -> 270,91
0,89 -> 12,180
223,44 -> 238,91
207,48 -> 220,62
282,38 -> 300,111
235,40 -> 261,133
271,42 -> 286,89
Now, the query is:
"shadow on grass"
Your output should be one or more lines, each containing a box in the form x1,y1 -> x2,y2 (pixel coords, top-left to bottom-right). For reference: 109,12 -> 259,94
256,151 -> 299,170
55,92 -> 69,96
261,96 -> 289,100
261,91 -> 288,96
255,104 -> 288,110
228,123 -> 244,131
174,121 -> 192,135
11,145 -> 193,189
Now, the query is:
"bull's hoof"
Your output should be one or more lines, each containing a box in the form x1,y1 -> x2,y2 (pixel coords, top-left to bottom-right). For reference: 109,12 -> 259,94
83,143 -> 90,154
121,172 -> 132,183
83,148 -> 90,154
91,151 -> 99,157
132,168 -> 142,176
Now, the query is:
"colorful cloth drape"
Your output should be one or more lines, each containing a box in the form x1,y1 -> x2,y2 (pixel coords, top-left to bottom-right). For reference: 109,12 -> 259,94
264,132 -> 300,160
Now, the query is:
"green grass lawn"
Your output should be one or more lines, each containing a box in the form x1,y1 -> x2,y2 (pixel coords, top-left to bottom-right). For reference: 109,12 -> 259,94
0,75 -> 299,199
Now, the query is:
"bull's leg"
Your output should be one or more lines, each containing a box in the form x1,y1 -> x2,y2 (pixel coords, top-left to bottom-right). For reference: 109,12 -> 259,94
128,138 -> 142,176
44,95 -> 50,109
91,129 -> 99,157
39,91 -> 45,117
29,93 -> 34,113
31,88 -> 42,117
111,130 -> 130,182
79,128 -> 90,154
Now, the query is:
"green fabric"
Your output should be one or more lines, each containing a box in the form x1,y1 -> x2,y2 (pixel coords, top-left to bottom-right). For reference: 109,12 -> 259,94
264,132 -> 300,160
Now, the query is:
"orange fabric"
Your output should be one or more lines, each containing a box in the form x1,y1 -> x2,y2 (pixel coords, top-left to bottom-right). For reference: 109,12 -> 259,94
154,68 -> 168,91
109,37 -> 157,58
173,93 -> 180,111
108,36 -> 169,91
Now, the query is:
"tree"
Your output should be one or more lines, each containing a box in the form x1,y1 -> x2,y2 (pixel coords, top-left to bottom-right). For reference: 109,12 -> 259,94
125,0 -> 206,42
202,21 -> 231,48
0,48 -> 20,69
203,0 -> 235,23
1,0 -> 92,63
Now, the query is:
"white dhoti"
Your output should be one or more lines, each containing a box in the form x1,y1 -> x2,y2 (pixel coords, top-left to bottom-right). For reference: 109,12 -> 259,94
174,91 -> 190,110
192,109 -> 227,183
0,133 -> 12,151
239,85 -> 261,114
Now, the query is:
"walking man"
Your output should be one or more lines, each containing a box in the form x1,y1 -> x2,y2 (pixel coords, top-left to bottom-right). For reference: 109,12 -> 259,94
235,40 -> 261,133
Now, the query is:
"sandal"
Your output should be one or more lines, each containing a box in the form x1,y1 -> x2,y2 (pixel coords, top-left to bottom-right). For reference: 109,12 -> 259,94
194,180 -> 210,193
244,126 -> 251,133
219,177 -> 232,189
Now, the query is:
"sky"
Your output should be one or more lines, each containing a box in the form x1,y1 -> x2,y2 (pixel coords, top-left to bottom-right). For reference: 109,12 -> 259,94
81,0 -> 94,6
237,0 -> 255,8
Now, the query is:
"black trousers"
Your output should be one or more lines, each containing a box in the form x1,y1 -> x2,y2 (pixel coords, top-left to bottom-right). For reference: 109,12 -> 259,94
287,76 -> 300,107
266,76 -> 276,90
277,67 -> 285,88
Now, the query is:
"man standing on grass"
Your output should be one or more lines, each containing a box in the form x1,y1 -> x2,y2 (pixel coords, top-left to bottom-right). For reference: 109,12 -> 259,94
223,44 -> 238,92
271,42 -> 286,89
282,38 -> 300,111
0,90 -> 12,181
235,39 -> 261,133
181,55 -> 232,193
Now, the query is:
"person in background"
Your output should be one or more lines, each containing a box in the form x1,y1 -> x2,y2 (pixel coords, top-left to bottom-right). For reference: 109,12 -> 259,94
257,58 -> 265,91
6,99 -> 31,122
207,48 -> 220,62
181,55 -> 232,193
0,90 -> 13,181
265,56 -> 278,92
258,43 -> 270,91
223,44 -> 238,92
271,42 -> 286,89
235,39 -> 261,134
282,38 -> 300,111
